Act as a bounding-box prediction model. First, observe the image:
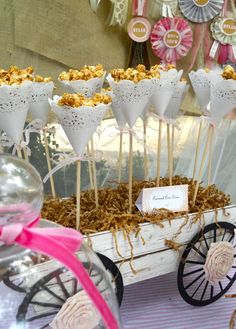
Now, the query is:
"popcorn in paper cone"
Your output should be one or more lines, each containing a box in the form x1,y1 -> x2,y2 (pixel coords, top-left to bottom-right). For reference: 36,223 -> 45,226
58,65 -> 106,97
151,69 -> 180,117
165,80 -> 189,120
107,74 -> 153,128
29,81 -> 54,127
107,90 -> 126,128
210,79 -> 236,124
0,81 -> 32,144
189,68 -> 221,112
49,94 -> 110,156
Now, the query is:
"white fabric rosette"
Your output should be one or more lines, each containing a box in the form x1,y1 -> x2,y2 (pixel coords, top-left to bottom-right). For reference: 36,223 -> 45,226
0,81 -> 32,144
150,69 -> 181,118
165,80 -> 189,120
50,290 -> 101,329
107,74 -> 153,128
29,81 -> 54,127
204,241 -> 234,285
49,96 -> 110,156
210,78 -> 236,124
59,73 -> 106,97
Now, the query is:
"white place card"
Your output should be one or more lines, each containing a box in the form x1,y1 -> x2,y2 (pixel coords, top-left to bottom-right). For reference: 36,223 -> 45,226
135,184 -> 188,213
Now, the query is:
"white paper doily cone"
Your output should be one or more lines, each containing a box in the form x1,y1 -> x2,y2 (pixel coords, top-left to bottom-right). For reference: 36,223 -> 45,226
151,69 -> 179,117
165,81 -> 189,119
107,90 -> 126,128
189,69 -> 221,112
107,74 -> 153,127
49,96 -> 109,155
210,79 -> 236,124
0,81 -> 32,144
59,73 -> 106,97
29,82 -> 54,127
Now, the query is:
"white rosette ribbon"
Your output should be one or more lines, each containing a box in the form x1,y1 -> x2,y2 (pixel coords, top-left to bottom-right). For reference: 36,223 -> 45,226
107,74 -> 153,128
50,290 -> 101,329
59,73 -> 106,97
29,81 -> 54,127
204,241 -> 234,285
0,80 -> 32,145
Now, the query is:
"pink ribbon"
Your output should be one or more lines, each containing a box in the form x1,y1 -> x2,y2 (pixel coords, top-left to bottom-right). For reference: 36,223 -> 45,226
0,217 -> 119,329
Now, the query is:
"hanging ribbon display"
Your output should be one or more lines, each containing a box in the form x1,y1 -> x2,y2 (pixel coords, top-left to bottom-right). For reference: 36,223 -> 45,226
107,0 -> 129,26
132,0 -> 148,17
150,17 -> 193,65
209,16 -> 236,64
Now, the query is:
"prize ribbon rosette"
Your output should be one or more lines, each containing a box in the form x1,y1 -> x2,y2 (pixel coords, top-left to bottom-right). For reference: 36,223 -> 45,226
150,17 -> 193,65
179,0 -> 224,23
210,17 -> 236,64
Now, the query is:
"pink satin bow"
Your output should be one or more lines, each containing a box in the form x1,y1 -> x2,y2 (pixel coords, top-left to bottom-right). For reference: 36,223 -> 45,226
0,218 -> 119,329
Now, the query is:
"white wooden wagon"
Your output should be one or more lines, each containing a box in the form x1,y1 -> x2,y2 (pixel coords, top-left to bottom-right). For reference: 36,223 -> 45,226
85,205 -> 236,306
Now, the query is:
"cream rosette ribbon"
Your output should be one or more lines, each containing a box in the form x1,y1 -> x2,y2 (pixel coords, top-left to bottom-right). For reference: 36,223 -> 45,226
204,241 -> 234,285
50,290 -> 101,329
59,73 -> 106,97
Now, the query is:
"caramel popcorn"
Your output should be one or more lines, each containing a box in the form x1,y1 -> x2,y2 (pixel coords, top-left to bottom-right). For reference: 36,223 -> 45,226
59,64 -> 104,81
110,65 -> 153,83
34,75 -> 52,83
222,65 -> 236,80
0,66 -> 34,85
58,93 -> 111,108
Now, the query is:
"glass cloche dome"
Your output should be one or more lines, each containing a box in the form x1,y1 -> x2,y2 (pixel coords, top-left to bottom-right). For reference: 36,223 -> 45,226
0,154 -> 122,329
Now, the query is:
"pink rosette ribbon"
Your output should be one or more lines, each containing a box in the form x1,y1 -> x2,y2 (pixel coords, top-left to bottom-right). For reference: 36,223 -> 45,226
0,217 -> 119,329
150,17 -> 193,65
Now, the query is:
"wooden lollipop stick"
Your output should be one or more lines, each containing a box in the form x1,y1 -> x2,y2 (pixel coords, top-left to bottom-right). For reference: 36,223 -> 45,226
129,130 -> 133,213
16,145 -> 22,158
43,130 -> 56,198
86,144 -> 94,189
118,132 -> 123,183
167,123 -> 171,185
192,125 -> 213,205
170,124 -> 175,185
156,120 -> 162,187
23,147 -> 29,162
76,160 -> 81,230
192,120 -> 203,182
90,138 -> 99,208
143,119 -> 148,181
207,126 -> 214,187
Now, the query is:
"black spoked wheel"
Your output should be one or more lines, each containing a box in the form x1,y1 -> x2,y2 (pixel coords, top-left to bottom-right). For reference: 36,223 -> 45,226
178,222 -> 236,306
96,252 -> 124,306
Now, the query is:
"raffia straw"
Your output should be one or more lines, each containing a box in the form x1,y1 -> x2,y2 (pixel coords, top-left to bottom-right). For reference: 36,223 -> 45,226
90,138 -> 99,208
118,132 -> 123,183
129,130 -> 133,213
193,125 -> 213,205
43,130 -> 56,198
207,126 -> 214,187
76,160 -> 81,230
87,144 -> 94,189
192,120 -> 203,182
156,120 -> 162,186
143,119 -> 148,180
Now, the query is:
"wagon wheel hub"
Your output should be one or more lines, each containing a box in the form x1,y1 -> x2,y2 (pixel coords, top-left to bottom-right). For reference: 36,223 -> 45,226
204,241 -> 234,285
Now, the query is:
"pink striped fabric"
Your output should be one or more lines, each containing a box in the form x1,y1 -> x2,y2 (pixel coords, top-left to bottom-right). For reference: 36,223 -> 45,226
121,272 -> 236,329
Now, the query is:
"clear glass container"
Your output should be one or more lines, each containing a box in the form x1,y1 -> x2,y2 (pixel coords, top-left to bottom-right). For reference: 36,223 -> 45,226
0,220 -> 121,329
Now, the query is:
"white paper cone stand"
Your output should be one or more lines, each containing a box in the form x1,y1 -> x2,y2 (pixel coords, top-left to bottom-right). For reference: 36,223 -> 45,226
107,74 -> 153,213
49,96 -> 109,226
90,138 -> 99,208
118,133 -> 123,183
0,81 -> 32,146
192,120 -> 203,182
156,120 -> 162,187
87,143 -> 94,189
143,118 -> 148,181
59,73 -> 106,97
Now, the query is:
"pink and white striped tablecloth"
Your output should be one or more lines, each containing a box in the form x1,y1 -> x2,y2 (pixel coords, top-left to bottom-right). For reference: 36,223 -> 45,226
120,272 -> 236,329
